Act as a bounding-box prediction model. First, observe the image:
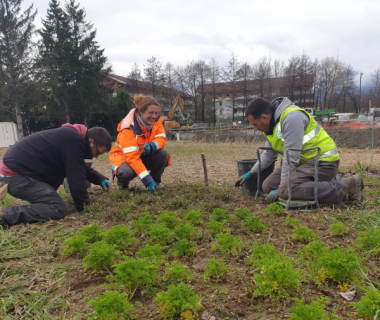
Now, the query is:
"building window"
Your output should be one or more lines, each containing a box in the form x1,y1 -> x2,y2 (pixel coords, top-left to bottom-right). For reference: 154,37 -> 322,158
227,93 -> 230,97
234,108 -> 237,113
219,109 -> 223,115
219,101 -> 222,106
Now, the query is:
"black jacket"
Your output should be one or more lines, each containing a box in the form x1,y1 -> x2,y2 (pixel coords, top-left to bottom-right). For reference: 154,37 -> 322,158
3,127 -> 107,211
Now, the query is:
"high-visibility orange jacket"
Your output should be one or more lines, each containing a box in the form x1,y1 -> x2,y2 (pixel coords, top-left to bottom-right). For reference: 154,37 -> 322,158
109,108 -> 170,186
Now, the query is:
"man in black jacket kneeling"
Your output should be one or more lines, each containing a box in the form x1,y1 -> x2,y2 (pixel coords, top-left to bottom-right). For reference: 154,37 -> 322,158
0,124 -> 112,228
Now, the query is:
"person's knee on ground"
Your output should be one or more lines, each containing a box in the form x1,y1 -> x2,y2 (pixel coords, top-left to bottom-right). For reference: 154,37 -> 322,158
262,177 -> 274,194
278,181 -> 289,199
116,163 -> 136,188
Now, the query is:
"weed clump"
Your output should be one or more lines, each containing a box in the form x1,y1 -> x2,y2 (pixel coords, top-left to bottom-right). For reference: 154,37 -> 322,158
285,215 -> 300,228
86,290 -> 135,320
78,224 -> 103,243
136,243 -> 167,261
240,216 -> 265,234
213,231 -> 244,256
355,288 -> 380,319
131,214 -> 153,234
159,210 -> 181,229
149,224 -> 174,245
234,207 -> 250,220
203,257 -> 232,282
265,203 -> 284,217
174,222 -> 196,240
356,227 -> 380,255
103,225 -> 135,250
83,241 -> 118,272
173,239 -> 196,258
62,235 -> 88,257
291,226 -> 318,243
156,283 -> 202,319
329,222 -> 349,237
207,219 -> 227,236
211,208 -> 229,222
289,297 -> 342,320
163,261 -> 193,285
185,210 -> 202,225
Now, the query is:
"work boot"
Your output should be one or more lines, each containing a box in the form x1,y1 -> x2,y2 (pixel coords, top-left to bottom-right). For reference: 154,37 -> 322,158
345,174 -> 364,202
0,182 -> 8,200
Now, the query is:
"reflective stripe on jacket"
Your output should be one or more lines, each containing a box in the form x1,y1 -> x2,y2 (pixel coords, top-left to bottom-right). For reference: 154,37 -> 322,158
109,108 -> 170,185
264,106 -> 339,164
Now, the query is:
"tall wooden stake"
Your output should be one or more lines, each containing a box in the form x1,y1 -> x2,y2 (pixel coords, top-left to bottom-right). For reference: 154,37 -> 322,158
201,153 -> 208,186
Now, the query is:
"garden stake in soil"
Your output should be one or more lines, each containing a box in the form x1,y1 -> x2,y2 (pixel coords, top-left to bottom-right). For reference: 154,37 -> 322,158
201,153 -> 208,186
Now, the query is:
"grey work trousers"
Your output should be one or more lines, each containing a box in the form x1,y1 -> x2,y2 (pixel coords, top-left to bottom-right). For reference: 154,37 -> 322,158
262,160 -> 349,204
0,176 -> 67,227
116,148 -> 169,187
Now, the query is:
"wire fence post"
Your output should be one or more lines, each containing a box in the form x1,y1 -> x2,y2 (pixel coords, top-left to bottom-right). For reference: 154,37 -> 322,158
228,124 -> 230,142
372,111 -> 375,149
214,124 -> 216,143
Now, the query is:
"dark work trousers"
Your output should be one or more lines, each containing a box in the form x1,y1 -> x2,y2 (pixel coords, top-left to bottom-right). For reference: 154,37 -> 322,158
0,176 -> 67,227
262,160 -> 350,204
116,148 -> 169,187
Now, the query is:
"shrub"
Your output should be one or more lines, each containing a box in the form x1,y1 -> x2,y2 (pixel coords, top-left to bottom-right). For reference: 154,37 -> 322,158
356,227 -> 380,255
329,222 -> 349,237
156,283 -> 202,319
83,241 -> 118,272
103,225 -> 135,250
265,203 -> 284,217
285,215 -> 300,228
87,290 -> 135,320
149,224 -> 173,245
213,231 -> 244,256
240,216 -> 265,234
185,210 -> 202,225
163,261 -> 193,285
131,214 -> 153,234
355,288 -> 380,318
207,219 -> 227,236
78,224 -> 103,243
108,257 -> 160,299
211,208 -> 229,222
289,297 -> 342,320
174,223 -> 196,240
159,210 -> 181,230
62,235 -> 88,257
234,207 -> 250,220
173,239 -> 196,258
291,226 -> 318,243
203,257 -> 232,282
136,243 -> 167,261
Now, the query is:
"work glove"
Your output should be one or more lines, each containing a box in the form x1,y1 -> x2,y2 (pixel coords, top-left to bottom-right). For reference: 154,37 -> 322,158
266,189 -> 279,204
147,180 -> 157,193
143,143 -> 151,156
235,171 -> 254,188
100,179 -> 110,190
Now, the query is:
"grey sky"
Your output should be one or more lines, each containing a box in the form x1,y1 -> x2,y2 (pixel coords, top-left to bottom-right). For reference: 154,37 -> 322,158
25,0 -> 380,87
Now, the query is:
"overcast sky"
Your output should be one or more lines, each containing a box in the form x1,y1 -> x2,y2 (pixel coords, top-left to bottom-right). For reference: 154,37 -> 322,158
24,0 -> 380,87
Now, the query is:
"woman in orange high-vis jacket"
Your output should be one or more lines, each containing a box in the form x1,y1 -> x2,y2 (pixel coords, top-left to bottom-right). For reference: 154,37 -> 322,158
109,94 -> 171,193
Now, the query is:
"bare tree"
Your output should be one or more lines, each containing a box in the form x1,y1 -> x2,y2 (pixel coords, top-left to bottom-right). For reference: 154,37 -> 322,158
144,56 -> 164,97
223,52 -> 240,121
184,61 -> 200,122
208,57 -> 221,125
237,61 -> 253,120
283,56 -> 301,102
195,59 -> 209,123
128,63 -> 142,94
253,55 -> 272,99
164,62 -> 175,107
371,67 -> 380,109
272,59 -> 284,97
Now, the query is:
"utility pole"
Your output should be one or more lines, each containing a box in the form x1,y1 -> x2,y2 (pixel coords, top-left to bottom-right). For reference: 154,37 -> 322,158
359,72 -> 363,114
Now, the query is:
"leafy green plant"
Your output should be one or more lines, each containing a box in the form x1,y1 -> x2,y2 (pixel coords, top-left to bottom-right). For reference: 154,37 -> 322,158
291,226 -> 318,243
234,207 -> 250,220
156,283 -> 202,319
159,210 -> 181,229
240,216 -> 265,234
355,288 -> 380,319
78,224 -> 103,243
103,225 -> 135,250
149,224 -> 174,245
356,227 -> 380,255
298,241 -> 329,262
213,231 -> 244,256
131,214 -> 153,234
265,203 -> 284,217
185,210 -> 202,225
83,241 -> 118,272
108,257 -> 160,299
285,215 -> 300,228
136,243 -> 167,261
289,297 -> 342,320
86,290 -> 135,320
211,208 -> 229,222
354,161 -> 367,173
207,219 -> 227,236
61,235 -> 88,257
174,222 -> 196,240
329,222 -> 349,237
203,257 -> 232,282
173,239 -> 196,258
163,261 -> 193,285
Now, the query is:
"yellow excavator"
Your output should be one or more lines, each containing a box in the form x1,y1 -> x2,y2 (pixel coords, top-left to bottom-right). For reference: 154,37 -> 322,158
166,95 -> 190,129
168,95 -> 185,119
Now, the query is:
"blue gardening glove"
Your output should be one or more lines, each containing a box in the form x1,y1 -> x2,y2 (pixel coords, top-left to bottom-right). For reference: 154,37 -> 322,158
100,179 -> 110,190
143,143 -> 151,155
266,189 -> 279,203
235,171 -> 254,187
147,180 -> 157,193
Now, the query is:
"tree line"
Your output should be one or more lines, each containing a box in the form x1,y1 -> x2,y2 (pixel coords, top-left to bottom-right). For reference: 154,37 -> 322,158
1,0 -> 380,138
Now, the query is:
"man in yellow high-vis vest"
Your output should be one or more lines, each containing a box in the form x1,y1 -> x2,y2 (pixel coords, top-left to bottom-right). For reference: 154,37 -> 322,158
235,97 -> 364,204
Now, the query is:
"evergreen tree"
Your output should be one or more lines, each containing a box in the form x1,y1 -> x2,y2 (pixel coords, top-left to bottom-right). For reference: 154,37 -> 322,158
0,0 -> 37,138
